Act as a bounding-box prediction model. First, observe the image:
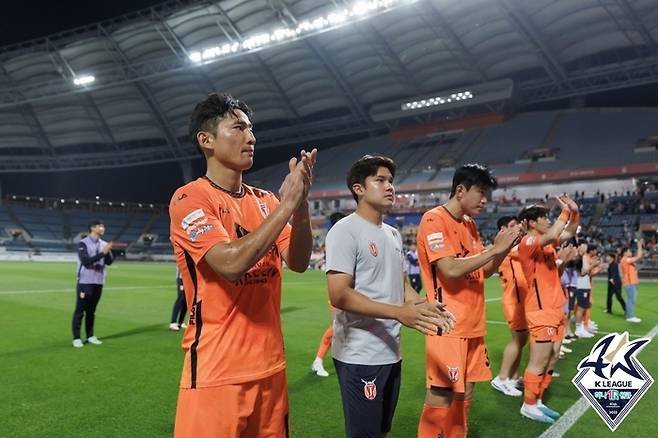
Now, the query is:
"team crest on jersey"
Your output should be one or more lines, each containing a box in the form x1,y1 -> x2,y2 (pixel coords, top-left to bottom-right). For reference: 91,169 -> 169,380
369,241 -> 378,257
427,232 -> 444,251
448,366 -> 459,383
258,201 -> 269,218
572,332 -> 653,431
361,378 -> 377,400
547,327 -> 556,337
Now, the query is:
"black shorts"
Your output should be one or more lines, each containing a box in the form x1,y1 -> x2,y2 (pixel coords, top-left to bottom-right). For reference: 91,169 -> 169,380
568,286 -> 577,311
576,288 -> 591,309
333,359 -> 402,438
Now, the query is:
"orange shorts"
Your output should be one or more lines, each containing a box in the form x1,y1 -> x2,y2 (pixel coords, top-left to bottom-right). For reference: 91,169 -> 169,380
425,336 -> 492,393
527,308 -> 564,342
502,298 -> 527,331
174,370 -> 289,438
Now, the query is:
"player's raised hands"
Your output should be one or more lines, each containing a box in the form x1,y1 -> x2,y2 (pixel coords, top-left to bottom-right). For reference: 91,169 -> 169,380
557,244 -> 577,263
278,148 -> 318,212
493,224 -> 524,254
101,242 -> 114,254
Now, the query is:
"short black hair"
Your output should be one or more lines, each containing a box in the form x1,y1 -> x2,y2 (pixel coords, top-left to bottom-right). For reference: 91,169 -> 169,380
450,163 -> 498,197
518,204 -> 549,223
189,93 -> 253,155
88,219 -> 104,231
346,155 -> 396,203
497,216 -> 517,230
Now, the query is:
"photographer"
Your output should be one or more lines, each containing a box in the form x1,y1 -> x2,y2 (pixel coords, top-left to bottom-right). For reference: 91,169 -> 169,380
71,220 -> 114,348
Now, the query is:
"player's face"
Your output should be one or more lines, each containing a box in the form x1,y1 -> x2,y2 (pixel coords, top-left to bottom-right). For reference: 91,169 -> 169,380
92,224 -> 105,236
208,109 -> 256,171
459,185 -> 488,216
533,216 -> 550,234
359,167 -> 395,210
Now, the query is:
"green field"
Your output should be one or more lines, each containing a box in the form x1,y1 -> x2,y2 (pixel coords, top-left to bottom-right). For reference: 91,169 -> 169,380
0,261 -> 656,437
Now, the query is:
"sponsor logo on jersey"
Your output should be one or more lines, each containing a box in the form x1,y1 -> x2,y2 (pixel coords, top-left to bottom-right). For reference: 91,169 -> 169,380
573,332 -> 653,431
181,208 -> 205,230
427,232 -> 444,251
361,378 -> 377,401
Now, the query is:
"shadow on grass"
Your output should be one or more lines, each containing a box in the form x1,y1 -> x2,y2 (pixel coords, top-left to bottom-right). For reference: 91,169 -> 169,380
281,306 -> 304,315
102,323 -> 164,340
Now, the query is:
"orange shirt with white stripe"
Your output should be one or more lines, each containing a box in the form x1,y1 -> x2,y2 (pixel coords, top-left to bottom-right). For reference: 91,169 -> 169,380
169,177 -> 291,389
417,206 -> 486,338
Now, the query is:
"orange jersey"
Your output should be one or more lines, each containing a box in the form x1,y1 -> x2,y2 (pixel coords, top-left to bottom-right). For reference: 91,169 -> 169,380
498,246 -> 528,309
417,206 -> 485,338
620,257 -> 639,285
518,235 -> 566,312
169,177 -> 291,388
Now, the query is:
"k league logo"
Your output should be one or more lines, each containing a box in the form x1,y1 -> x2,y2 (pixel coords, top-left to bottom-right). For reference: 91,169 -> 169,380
572,332 -> 653,431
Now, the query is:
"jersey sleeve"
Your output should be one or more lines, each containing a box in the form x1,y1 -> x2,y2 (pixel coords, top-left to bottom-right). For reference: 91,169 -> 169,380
169,188 -> 230,265
418,213 -> 455,263
325,223 -> 356,277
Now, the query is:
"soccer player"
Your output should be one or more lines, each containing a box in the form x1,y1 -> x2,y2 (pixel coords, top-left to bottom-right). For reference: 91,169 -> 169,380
605,252 -> 626,315
621,238 -> 644,323
326,155 -> 455,438
417,164 -> 523,438
311,211 -> 346,378
517,196 -> 579,424
491,216 -> 528,397
169,93 -> 316,437
169,267 -> 187,331
72,219 -> 114,348
574,242 -> 601,338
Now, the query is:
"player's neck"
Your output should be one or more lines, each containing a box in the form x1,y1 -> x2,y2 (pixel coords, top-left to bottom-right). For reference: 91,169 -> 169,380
205,161 -> 243,193
355,202 -> 384,225
443,197 -> 464,220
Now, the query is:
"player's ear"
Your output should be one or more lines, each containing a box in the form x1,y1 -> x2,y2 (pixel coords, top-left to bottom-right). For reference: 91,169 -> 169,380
197,131 -> 213,155
352,183 -> 365,199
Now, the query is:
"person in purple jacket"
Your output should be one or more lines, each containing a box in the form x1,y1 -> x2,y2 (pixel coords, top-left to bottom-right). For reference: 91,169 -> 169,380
71,219 -> 114,348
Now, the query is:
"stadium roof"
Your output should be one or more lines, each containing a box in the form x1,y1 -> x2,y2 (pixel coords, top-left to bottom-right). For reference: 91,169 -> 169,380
1,0 -> 657,172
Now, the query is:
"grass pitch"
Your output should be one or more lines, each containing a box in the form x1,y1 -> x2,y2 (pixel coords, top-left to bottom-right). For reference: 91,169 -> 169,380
0,261 -> 656,437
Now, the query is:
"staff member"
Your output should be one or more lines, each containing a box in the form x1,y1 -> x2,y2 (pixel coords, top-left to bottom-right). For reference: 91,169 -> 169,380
72,219 -> 114,348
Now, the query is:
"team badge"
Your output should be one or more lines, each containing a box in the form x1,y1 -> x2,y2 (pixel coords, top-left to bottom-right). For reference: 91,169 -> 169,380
448,366 -> 459,383
361,378 -> 377,401
547,327 -> 556,337
369,241 -> 378,257
573,332 -> 653,431
258,201 -> 269,218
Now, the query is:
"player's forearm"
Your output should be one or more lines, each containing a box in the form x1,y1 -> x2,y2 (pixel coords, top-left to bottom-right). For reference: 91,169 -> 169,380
483,251 -> 508,278
204,204 -> 294,281
330,287 -> 400,320
286,202 -> 312,273
404,278 -> 420,302
437,248 -> 497,280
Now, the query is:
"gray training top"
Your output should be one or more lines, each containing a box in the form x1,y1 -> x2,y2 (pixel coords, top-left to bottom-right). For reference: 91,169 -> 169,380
325,213 -> 405,365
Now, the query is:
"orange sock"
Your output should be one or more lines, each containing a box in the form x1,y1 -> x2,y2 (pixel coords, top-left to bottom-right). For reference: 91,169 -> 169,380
539,371 -> 554,401
444,399 -> 466,438
316,326 -> 333,359
418,404 -> 449,438
463,399 -> 472,435
523,371 -> 543,405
